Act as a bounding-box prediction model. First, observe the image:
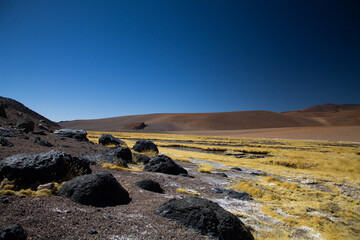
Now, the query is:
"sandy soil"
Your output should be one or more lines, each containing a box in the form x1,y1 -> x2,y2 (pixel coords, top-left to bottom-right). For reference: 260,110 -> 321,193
168,126 -> 360,142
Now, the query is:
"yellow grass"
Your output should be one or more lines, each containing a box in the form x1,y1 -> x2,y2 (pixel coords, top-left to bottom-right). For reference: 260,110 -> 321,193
176,188 -> 201,196
102,163 -> 143,172
88,131 -> 360,240
198,163 -> 213,173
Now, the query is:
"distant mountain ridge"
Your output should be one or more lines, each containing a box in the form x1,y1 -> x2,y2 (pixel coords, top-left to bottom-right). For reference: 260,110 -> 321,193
59,103 -> 360,132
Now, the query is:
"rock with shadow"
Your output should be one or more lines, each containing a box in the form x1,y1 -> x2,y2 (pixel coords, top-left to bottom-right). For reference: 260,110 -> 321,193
0,137 -> 13,147
144,155 -> 188,176
0,150 -> 91,189
155,197 -> 254,240
133,140 -> 158,154
135,179 -> 164,193
58,172 -> 131,207
54,129 -> 89,142
98,134 -> 127,147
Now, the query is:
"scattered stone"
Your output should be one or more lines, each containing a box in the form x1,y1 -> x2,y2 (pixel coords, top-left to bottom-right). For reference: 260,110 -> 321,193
0,224 -> 28,240
32,131 -> 47,135
211,188 -> 253,200
0,127 -> 17,137
215,173 -> 228,178
0,150 -> 91,189
231,167 -> 242,172
155,197 -> 254,240
133,153 -> 151,164
133,140 -> 158,154
16,118 -> 34,133
35,139 -> 53,147
0,137 -> 13,147
98,134 -> 126,147
88,229 -> 98,234
38,124 -> 51,132
144,155 -> 188,176
1,197 -> 9,204
54,129 -> 88,141
135,179 -> 164,193
58,172 -> 131,207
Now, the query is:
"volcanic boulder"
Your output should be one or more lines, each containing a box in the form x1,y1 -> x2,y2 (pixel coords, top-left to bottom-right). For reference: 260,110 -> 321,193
135,179 -> 164,193
83,147 -> 133,167
58,172 -> 131,207
144,155 -> 188,176
133,140 -> 158,154
54,129 -> 88,141
98,134 -> 127,147
133,153 -> 151,164
0,150 -> 91,189
0,224 -> 28,240
16,118 -> 34,133
0,127 -> 17,137
155,197 -> 254,240
0,137 -> 13,147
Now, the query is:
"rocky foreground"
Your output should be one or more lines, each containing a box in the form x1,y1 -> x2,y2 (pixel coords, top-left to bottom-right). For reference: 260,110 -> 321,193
1,126 -> 255,240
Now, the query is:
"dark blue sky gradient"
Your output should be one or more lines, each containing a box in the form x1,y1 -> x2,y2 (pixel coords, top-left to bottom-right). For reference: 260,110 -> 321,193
1,0 -> 359,121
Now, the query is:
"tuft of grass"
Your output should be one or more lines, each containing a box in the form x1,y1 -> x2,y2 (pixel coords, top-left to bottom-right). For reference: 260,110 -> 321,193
102,163 -> 143,172
176,188 -> 201,196
198,163 -> 213,173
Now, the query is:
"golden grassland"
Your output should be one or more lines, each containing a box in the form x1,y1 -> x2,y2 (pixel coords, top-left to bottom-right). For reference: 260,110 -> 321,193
87,131 -> 360,239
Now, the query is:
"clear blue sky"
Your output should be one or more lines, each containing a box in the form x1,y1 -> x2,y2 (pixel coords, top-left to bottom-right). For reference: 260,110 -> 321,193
1,0 -> 359,121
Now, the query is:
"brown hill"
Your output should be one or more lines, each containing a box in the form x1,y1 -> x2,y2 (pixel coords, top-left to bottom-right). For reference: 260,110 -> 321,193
0,96 -> 60,131
60,103 -> 360,132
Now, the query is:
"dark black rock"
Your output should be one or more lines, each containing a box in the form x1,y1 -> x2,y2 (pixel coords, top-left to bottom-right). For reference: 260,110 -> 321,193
32,131 -> 47,135
35,139 -> 53,147
0,127 -> 17,137
54,129 -> 89,141
16,118 -> 34,133
133,153 -> 151,164
83,147 -> 133,167
0,150 -> 91,189
211,188 -> 253,201
98,134 -> 126,147
135,179 -> 164,193
88,229 -> 98,234
133,140 -> 159,154
0,137 -> 13,147
0,224 -> 28,240
231,167 -> 242,172
155,197 -> 254,240
144,155 -> 188,176
58,172 -> 131,207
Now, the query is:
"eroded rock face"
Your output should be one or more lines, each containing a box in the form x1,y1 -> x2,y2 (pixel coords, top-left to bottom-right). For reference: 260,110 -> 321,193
98,134 -> 126,147
54,129 -> 88,141
0,224 -> 28,240
16,118 -> 34,133
144,155 -> 188,176
58,172 -> 131,207
135,179 -> 164,193
0,150 -> 91,189
155,197 -> 254,240
133,140 -> 158,154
